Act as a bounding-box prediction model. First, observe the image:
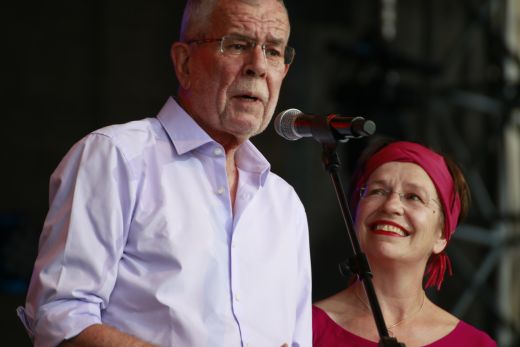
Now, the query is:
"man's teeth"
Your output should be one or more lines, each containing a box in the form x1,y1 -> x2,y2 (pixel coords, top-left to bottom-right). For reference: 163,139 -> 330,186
375,224 -> 407,236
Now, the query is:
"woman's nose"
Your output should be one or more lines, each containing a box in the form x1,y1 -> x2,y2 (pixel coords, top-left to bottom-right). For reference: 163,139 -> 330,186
381,191 -> 405,214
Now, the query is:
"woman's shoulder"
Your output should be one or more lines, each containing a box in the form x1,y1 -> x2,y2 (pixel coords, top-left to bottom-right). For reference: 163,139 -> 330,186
428,320 -> 497,347
451,321 -> 497,346
312,304 -> 342,336
313,289 -> 353,314
312,305 -> 329,326
312,305 -> 336,345
312,304 -> 378,347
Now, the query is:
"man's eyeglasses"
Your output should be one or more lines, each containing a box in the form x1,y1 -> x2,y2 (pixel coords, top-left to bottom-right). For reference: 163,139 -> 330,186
186,34 -> 295,67
359,185 -> 441,211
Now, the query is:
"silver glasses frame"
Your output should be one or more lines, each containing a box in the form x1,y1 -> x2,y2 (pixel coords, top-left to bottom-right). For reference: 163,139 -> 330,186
186,34 -> 295,65
359,186 -> 441,210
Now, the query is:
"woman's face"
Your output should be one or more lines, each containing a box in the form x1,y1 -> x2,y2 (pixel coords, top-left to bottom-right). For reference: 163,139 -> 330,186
355,162 -> 448,266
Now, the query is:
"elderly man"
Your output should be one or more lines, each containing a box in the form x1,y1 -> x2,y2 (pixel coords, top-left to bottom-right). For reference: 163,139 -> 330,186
18,0 -> 311,346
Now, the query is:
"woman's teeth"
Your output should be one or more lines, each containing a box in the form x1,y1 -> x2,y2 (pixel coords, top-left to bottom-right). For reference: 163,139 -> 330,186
373,224 -> 407,236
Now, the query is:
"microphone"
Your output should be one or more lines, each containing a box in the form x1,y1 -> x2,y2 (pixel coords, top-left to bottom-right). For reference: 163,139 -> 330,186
274,108 -> 376,143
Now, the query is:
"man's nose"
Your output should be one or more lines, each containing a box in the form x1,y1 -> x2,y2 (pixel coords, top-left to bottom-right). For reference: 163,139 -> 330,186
243,45 -> 267,77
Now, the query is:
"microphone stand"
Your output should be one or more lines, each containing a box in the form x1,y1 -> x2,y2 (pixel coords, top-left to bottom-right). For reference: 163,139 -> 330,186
312,117 -> 405,346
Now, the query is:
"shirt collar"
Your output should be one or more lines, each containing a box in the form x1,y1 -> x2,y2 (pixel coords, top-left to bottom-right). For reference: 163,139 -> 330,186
157,97 -> 271,186
236,141 -> 271,186
157,97 -> 213,155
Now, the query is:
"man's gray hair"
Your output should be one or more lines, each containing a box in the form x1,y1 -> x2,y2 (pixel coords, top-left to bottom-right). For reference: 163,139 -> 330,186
179,0 -> 287,41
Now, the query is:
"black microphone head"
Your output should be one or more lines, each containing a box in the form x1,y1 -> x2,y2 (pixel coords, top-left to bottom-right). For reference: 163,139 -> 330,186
274,108 -> 303,141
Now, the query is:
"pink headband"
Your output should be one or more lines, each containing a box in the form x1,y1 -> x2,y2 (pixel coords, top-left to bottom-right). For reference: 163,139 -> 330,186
353,141 -> 461,290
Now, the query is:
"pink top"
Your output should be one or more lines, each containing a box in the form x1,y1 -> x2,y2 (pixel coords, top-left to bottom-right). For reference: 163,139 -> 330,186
313,306 -> 497,347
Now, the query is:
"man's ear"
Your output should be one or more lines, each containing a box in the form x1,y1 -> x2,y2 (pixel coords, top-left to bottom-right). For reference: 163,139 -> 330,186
171,42 -> 191,89
282,62 -> 290,78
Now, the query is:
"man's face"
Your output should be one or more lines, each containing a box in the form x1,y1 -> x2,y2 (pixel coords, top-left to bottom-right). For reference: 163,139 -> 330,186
174,0 -> 291,146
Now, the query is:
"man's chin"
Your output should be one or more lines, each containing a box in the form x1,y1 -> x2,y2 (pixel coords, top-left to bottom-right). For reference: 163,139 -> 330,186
229,114 -> 265,133
227,122 -> 266,143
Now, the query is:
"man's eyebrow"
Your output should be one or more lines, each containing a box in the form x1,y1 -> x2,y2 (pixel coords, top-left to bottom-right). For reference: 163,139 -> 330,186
227,32 -> 286,45
265,37 -> 285,45
226,32 -> 251,39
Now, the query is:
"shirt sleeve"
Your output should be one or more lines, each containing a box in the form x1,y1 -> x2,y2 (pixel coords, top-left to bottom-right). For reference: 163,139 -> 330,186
21,133 -> 136,347
290,198 -> 313,347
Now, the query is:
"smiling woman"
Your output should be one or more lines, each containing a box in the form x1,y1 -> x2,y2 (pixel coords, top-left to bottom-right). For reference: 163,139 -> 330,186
313,139 -> 496,347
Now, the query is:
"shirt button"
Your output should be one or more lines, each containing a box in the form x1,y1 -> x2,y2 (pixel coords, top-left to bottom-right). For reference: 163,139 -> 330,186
235,293 -> 240,302
213,147 -> 223,156
240,193 -> 252,200
217,186 -> 225,195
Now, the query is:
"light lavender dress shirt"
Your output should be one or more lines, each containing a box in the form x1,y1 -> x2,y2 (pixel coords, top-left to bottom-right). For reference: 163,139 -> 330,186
18,97 -> 312,347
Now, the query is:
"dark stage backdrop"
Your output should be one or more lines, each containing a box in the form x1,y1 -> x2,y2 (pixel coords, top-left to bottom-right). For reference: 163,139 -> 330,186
3,0 -> 510,345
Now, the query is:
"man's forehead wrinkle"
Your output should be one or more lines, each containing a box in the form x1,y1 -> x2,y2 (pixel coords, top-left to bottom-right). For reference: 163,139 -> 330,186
212,4 -> 289,40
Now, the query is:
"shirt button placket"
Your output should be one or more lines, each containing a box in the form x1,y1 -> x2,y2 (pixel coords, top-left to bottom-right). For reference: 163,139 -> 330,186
213,146 -> 226,196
